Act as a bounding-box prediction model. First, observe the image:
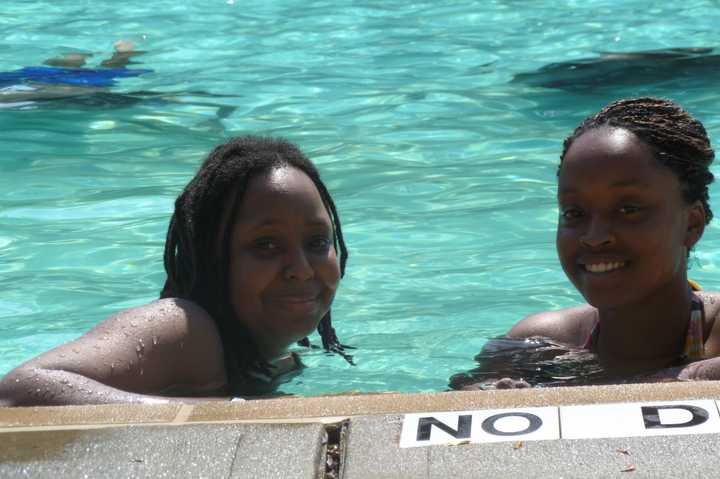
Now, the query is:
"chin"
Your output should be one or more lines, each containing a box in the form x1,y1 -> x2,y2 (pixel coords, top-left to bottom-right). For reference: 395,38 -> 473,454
582,289 -> 642,310
286,317 -> 324,341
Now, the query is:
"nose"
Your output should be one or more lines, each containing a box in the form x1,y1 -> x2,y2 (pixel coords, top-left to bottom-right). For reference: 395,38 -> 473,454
580,217 -> 615,248
284,247 -> 314,281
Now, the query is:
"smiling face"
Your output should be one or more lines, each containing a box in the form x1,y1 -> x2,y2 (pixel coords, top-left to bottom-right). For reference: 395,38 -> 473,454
227,166 -> 340,359
557,127 -> 705,309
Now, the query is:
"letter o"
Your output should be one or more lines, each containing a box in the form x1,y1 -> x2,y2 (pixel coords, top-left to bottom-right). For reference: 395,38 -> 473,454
481,412 -> 543,436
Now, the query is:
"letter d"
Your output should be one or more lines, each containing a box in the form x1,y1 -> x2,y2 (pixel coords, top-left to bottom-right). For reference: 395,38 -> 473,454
641,405 -> 709,429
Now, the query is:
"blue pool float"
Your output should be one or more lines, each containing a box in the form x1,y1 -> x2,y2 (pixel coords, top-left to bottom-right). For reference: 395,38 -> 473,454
0,66 -> 152,88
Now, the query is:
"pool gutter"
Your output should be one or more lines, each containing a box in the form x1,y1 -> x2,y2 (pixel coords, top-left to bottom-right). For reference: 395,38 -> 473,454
2,381 -> 720,477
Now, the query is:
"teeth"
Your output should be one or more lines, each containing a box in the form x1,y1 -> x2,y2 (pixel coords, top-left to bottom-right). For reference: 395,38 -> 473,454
585,262 -> 625,273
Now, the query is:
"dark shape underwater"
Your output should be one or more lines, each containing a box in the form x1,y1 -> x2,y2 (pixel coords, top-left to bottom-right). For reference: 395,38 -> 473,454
511,47 -> 720,92
0,65 -> 237,129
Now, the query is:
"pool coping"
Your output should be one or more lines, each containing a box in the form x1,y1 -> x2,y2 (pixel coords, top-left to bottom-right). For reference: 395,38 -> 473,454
4,381 -> 720,478
2,380 -> 720,430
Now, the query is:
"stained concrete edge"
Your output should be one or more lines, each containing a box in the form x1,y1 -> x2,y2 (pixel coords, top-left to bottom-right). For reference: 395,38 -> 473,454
0,423 -> 329,479
2,381 -> 720,429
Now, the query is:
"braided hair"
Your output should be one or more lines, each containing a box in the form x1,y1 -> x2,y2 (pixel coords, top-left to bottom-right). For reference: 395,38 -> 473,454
160,136 -> 353,391
560,97 -> 715,224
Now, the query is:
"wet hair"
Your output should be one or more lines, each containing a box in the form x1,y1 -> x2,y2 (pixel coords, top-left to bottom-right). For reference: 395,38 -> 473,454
160,136 -> 352,391
560,97 -> 715,224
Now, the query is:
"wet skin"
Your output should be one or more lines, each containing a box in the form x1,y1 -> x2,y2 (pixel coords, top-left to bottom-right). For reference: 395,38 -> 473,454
555,126 -> 706,365
557,127 -> 703,311
502,126 -> 720,384
227,166 -> 341,359
0,167 -> 341,405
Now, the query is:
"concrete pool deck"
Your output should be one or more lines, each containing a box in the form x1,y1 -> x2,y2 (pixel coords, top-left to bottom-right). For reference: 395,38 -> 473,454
3,381 -> 720,477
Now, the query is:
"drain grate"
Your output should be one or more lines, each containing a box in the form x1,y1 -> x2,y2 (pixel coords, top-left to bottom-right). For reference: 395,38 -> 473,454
322,420 -> 349,479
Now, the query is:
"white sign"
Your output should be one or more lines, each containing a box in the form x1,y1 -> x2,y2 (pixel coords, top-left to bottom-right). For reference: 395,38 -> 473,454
560,399 -> 720,439
400,400 -> 720,448
400,407 -> 559,448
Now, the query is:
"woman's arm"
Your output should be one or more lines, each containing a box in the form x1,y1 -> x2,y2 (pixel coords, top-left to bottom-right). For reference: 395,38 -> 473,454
449,306 -> 596,391
0,298 -> 228,406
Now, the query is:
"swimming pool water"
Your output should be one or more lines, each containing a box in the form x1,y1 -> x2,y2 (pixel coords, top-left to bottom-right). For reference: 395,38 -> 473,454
2,0 -> 720,395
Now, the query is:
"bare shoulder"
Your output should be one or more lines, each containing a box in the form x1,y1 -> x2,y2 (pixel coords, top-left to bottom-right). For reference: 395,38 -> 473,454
91,298 -> 223,346
29,298 -> 227,394
507,304 -> 597,348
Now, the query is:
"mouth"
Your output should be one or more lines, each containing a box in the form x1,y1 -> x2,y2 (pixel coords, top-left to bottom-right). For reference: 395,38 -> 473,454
274,291 -> 323,307
278,296 -> 318,304
581,261 -> 627,274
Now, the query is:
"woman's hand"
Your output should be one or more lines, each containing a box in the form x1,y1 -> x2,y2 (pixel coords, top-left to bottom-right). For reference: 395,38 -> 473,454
646,358 -> 720,382
459,377 -> 531,391
676,358 -> 720,381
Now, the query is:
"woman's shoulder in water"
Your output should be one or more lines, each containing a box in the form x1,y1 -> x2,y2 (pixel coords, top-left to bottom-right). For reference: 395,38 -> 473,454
507,304 -> 597,348
95,297 -> 228,390
0,297 -> 229,406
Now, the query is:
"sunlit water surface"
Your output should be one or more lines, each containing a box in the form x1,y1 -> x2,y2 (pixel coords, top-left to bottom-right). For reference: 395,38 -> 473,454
3,1 -> 720,395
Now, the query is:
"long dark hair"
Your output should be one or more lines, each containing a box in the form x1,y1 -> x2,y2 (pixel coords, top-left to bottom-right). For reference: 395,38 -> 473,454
561,97 -> 715,224
160,136 -> 352,391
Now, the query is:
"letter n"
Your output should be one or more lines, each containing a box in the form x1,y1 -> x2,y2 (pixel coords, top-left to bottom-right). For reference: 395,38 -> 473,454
416,415 -> 472,441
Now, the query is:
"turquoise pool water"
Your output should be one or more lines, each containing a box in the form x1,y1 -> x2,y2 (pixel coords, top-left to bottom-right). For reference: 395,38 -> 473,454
2,1 -> 720,395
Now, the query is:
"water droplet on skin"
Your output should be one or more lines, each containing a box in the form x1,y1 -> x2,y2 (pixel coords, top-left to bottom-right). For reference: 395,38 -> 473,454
15,379 -> 20,383
140,369 -> 144,376
152,336 -> 158,346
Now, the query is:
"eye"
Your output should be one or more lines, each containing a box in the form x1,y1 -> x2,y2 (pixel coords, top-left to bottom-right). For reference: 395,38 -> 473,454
253,237 -> 280,253
619,204 -> 642,215
307,235 -> 332,252
560,207 -> 584,222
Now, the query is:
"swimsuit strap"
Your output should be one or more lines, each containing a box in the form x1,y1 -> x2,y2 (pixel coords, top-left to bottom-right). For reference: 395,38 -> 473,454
583,280 -> 706,360
682,296 -> 705,361
583,316 -> 600,350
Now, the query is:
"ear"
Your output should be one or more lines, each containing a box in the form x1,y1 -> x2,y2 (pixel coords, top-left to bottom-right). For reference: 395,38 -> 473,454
685,201 -> 706,250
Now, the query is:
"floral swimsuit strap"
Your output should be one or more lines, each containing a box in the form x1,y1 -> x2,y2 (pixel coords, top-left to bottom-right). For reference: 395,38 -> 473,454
584,280 -> 705,360
683,294 -> 706,361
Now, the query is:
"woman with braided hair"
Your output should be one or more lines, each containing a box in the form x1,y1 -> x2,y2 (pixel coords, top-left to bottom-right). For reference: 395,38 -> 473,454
0,136 -> 352,405
457,97 -> 720,389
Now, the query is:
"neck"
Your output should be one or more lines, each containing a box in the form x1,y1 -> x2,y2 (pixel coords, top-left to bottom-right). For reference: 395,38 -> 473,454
596,276 -> 693,368
257,342 -> 291,363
